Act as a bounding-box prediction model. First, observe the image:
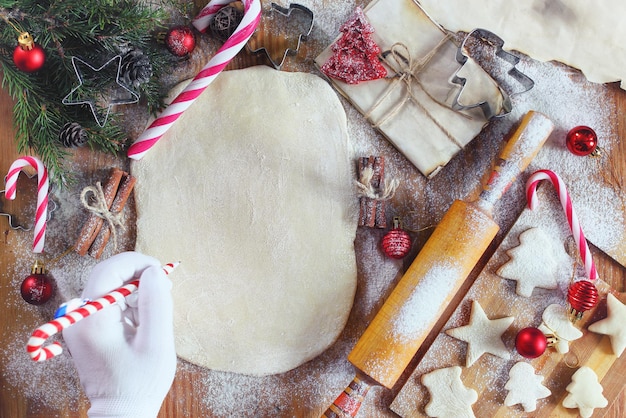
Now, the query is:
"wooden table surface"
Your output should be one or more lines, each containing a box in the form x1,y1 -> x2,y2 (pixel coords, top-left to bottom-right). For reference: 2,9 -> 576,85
1,1 -> 625,417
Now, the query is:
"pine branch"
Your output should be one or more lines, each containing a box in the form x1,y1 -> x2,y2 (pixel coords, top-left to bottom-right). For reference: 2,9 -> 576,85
0,0 -> 177,187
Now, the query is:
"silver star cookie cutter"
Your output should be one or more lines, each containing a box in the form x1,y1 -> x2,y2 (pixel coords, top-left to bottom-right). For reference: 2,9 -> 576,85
62,55 -> 140,127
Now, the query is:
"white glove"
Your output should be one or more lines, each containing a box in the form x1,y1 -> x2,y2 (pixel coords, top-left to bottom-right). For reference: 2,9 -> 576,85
63,252 -> 176,418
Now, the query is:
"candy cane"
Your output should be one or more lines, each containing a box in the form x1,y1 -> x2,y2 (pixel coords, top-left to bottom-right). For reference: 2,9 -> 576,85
127,0 -> 262,160
5,156 -> 49,253
26,262 -> 179,361
525,169 -> 597,281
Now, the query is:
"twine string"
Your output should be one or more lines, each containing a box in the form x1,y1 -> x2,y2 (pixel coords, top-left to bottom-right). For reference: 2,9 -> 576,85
80,182 -> 125,251
355,166 -> 399,201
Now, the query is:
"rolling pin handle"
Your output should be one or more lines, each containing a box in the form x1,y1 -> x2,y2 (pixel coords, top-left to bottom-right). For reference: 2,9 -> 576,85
321,374 -> 373,418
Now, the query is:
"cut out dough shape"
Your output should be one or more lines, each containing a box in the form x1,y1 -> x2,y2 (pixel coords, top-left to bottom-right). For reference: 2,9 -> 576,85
588,293 -> 626,357
132,66 -> 358,376
422,366 -> 477,418
446,300 -> 514,367
504,361 -> 551,412
562,366 -> 608,418
497,227 -> 564,297
538,303 -> 583,354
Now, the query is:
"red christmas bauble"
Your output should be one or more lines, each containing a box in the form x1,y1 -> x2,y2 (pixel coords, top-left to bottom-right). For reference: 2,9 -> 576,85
515,327 -> 548,358
381,221 -> 412,259
565,126 -> 598,156
13,32 -> 46,72
567,279 -> 599,315
21,273 -> 54,305
165,26 -> 196,57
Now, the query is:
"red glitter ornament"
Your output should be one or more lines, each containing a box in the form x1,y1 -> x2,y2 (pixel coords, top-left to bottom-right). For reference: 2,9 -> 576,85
381,217 -> 411,259
320,7 -> 387,84
515,327 -> 547,358
565,126 -> 599,157
20,260 -> 53,305
13,32 -> 46,72
164,26 -> 196,57
567,279 -> 599,320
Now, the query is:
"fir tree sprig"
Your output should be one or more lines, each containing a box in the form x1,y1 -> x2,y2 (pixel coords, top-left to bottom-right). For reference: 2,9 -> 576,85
0,0 -> 178,186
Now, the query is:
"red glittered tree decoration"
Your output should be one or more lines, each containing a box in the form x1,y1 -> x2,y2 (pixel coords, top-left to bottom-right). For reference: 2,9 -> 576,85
321,7 -> 387,84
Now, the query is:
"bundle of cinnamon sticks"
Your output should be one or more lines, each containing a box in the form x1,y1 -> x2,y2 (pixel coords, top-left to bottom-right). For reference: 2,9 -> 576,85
75,167 -> 136,259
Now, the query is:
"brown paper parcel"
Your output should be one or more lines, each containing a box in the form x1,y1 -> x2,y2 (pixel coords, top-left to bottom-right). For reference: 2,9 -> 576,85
315,0 -> 505,178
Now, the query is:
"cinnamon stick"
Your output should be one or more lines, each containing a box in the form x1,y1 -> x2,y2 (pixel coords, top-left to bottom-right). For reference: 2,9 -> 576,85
88,173 -> 136,259
74,168 -> 124,256
357,156 -> 386,228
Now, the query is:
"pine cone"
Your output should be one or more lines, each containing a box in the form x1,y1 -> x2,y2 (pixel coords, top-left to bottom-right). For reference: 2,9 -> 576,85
120,49 -> 152,88
59,122 -> 88,148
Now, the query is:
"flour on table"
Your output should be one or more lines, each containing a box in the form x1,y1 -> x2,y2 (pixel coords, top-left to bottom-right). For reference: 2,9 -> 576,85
538,303 -> 583,354
504,361 -> 551,412
421,366 -> 477,418
445,300 -> 514,367
562,366 -> 608,418
496,227 -> 570,297
132,66 -> 358,376
588,293 -> 626,357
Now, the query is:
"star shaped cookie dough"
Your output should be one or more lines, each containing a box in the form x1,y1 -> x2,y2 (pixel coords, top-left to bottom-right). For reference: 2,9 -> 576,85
588,293 -> 626,357
497,227 -> 564,297
446,300 -> 514,367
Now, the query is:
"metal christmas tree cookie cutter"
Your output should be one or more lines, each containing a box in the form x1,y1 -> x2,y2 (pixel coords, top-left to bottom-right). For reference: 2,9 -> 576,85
452,28 -> 535,119
248,2 -> 314,69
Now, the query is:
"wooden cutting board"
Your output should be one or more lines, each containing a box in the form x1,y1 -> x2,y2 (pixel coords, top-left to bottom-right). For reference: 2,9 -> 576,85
390,184 -> 626,417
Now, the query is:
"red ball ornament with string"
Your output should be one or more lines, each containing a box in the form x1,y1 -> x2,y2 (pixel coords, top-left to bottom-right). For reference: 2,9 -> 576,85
13,32 -> 46,73
164,26 -> 196,57
381,217 -> 412,259
515,327 -> 548,358
567,279 -> 599,320
565,126 -> 599,157
20,260 -> 54,305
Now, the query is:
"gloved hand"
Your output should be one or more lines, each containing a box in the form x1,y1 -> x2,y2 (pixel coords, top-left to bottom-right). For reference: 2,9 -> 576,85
63,252 -> 176,418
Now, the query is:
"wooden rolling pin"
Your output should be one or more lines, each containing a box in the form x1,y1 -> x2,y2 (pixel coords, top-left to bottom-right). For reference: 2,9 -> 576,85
323,110 -> 554,417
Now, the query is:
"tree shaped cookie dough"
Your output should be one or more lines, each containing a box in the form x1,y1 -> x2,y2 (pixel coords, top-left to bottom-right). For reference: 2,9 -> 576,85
446,300 -> 514,367
421,366 -> 478,418
497,227 -> 566,297
588,293 -> 626,357
562,366 -> 608,418
504,362 -> 551,412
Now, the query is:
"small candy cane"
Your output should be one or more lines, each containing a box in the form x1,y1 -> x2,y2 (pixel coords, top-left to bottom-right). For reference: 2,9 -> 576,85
127,0 -> 261,160
525,169 -> 597,281
5,156 -> 49,253
27,262 -> 179,361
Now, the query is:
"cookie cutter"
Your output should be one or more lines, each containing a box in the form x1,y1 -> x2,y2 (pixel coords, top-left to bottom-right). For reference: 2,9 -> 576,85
248,2 -> 314,69
452,28 -> 535,119
0,172 -> 57,231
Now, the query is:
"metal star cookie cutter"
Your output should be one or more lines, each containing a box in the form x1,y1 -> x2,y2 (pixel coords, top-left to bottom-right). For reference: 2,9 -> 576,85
452,28 -> 535,119
62,55 -> 140,127
0,172 -> 57,231
248,2 -> 314,69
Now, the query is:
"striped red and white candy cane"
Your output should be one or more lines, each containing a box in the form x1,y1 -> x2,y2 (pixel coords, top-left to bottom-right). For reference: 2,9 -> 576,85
5,156 -> 49,253
26,262 -> 179,361
526,169 -> 597,281
127,0 -> 261,160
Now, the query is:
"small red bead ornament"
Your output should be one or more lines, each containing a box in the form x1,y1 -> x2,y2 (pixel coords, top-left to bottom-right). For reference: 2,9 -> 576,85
565,126 -> 599,157
515,327 -> 548,358
567,279 -> 599,321
164,26 -> 196,57
381,217 -> 412,259
13,32 -> 46,72
20,260 -> 54,305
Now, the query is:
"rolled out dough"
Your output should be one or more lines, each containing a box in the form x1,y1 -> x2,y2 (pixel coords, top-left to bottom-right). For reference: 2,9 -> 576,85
132,66 -> 358,376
